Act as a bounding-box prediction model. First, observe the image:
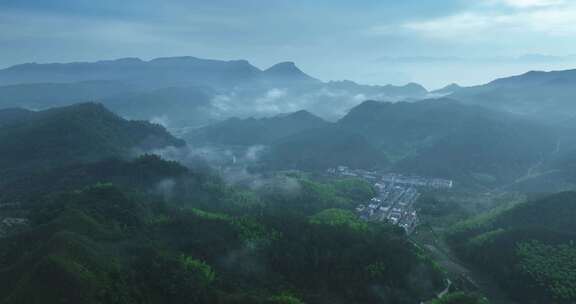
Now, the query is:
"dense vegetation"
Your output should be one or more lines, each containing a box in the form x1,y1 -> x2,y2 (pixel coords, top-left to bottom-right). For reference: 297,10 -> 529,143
447,192 -> 576,303
0,103 -> 183,183
263,126 -> 390,171
342,99 -> 555,187
0,108 -> 34,127
4,59 -> 576,304
186,110 -> 328,146
262,98 -> 556,189
0,155 -> 188,203
0,103 -> 447,303
0,167 -> 445,304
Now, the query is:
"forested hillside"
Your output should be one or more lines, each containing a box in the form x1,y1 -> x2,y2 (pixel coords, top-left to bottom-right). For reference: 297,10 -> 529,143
186,110 -> 329,146
4,1 -> 576,303
0,162 -> 445,304
0,103 -> 183,183
447,192 -> 576,303
263,99 -> 556,189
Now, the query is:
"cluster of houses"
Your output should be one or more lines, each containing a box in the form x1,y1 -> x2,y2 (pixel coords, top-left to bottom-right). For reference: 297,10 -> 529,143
328,166 -> 454,233
356,183 -> 420,233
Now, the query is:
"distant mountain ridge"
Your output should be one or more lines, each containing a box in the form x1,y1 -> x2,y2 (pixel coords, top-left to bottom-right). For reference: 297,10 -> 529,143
487,69 -> 576,88
325,80 -> 428,100
0,56 -> 430,123
0,57 -> 262,89
0,57 -> 319,89
262,61 -> 321,84
0,56 -> 424,93
448,68 -> 576,123
431,83 -> 462,95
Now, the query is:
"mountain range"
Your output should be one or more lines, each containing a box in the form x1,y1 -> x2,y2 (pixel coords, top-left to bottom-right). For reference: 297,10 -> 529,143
448,69 -> 576,124
4,56 -> 576,190
185,98 -> 557,189
0,57 -> 260,89
0,57 -> 429,124
5,57 -> 576,127
2,55 -> 576,304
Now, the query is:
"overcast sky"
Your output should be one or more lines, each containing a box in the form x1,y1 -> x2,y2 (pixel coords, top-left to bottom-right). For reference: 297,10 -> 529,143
2,0 -> 576,88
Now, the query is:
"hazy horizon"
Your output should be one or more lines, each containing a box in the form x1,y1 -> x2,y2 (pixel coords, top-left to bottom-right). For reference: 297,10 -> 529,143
2,54 -> 576,90
3,0 -> 576,89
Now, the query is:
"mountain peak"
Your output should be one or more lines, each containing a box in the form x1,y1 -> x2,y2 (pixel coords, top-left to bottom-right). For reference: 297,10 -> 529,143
265,61 -> 300,74
405,82 -> 426,89
432,83 -> 462,95
290,109 -> 315,117
276,109 -> 325,122
263,61 -> 320,83
444,83 -> 461,89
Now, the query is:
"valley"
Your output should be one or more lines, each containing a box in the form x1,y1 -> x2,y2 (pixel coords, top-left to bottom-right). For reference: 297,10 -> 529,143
0,54 -> 576,304
5,1 -> 576,303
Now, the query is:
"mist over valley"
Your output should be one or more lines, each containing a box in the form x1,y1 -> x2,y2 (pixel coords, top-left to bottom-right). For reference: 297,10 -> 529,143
2,1 -> 576,303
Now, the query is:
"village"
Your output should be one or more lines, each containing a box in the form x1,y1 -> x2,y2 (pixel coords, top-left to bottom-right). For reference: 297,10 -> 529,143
328,166 -> 454,234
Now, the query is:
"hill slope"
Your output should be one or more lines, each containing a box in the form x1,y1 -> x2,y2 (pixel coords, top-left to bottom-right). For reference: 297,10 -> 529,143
450,68 -> 576,123
264,99 -> 556,187
186,110 -> 329,146
448,192 -> 576,303
0,103 -> 184,182
344,99 -> 555,185
0,81 -> 135,109
0,173 -> 445,304
0,108 -> 34,127
264,126 -> 390,170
